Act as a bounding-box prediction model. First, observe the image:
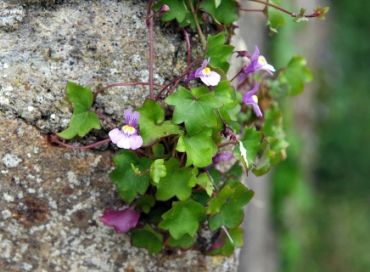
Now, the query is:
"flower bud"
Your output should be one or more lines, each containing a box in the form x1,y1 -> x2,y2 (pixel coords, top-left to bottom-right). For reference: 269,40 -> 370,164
160,4 -> 170,14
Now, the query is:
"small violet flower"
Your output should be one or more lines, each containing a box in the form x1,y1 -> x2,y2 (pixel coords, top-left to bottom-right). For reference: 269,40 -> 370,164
243,83 -> 263,118
109,108 -> 143,150
187,59 -> 221,86
212,151 -> 234,164
100,207 -> 140,233
239,46 -> 275,82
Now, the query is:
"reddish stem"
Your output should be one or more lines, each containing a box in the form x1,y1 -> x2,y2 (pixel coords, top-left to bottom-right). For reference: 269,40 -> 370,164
244,0 -> 322,18
146,0 -> 155,99
183,29 -> 192,67
230,69 -> 244,82
180,153 -> 186,166
49,135 -> 110,150
155,60 -> 197,99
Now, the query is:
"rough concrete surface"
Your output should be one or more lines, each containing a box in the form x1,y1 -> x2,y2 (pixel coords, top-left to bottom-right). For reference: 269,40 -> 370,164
0,0 -> 186,134
0,0 -> 238,271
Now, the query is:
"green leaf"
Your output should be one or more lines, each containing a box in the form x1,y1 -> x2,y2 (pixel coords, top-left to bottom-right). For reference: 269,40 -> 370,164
156,0 -> 189,24
136,195 -> 155,214
315,6 -> 330,19
200,0 -> 238,25
155,159 -> 197,201
57,82 -> 100,139
262,103 -> 289,164
279,56 -> 312,96
65,81 -> 93,112
215,81 -> 241,129
152,143 -> 165,157
159,199 -> 206,239
57,112 -> 101,139
196,172 -> 214,196
192,190 -> 211,206
227,163 -> 243,179
239,127 -> 263,168
138,99 -> 182,145
110,151 -> 151,203
207,181 -> 254,230
168,234 -> 196,249
208,168 -> 222,185
267,8 -> 286,33
213,80 -> 235,105
251,104 -> 288,176
206,33 -> 234,72
131,225 -> 163,254
252,157 -> 271,176
166,86 -> 223,135
150,159 -> 167,184
176,130 -> 218,168
209,227 -> 244,256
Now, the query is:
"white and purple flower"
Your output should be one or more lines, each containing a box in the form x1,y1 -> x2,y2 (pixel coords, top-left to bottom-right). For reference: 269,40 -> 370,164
100,207 -> 140,233
212,151 -> 234,164
239,46 -> 275,82
243,83 -> 263,118
109,109 -> 143,150
187,59 -> 221,86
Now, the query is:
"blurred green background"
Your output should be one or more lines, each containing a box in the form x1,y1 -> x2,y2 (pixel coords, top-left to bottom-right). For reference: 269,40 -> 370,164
270,1 -> 370,272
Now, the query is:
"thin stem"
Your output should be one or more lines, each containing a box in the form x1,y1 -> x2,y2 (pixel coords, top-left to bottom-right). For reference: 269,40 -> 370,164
240,8 -> 265,13
230,69 -> 244,82
49,135 -> 110,150
183,29 -> 192,67
155,60 -> 196,100
180,153 -> 186,166
245,0 -> 322,18
146,0 -> 155,99
217,141 -> 236,148
188,0 -> 207,49
221,226 -> 234,245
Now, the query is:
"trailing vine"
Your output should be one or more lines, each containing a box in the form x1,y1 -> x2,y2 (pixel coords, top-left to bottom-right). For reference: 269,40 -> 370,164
50,0 -> 327,255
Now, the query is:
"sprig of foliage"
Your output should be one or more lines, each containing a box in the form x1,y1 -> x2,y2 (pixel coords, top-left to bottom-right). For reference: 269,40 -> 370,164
53,0 -> 322,257
57,82 -> 100,139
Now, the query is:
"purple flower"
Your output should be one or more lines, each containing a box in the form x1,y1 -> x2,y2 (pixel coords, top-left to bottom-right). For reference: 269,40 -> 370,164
109,109 -> 143,150
100,207 -> 140,233
243,83 -> 263,118
187,59 -> 221,86
212,151 -> 234,164
239,46 -> 275,82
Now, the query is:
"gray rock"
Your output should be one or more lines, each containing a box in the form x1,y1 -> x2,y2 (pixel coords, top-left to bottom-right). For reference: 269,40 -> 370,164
0,3 -> 25,31
0,0 -> 186,134
2,153 -> 22,168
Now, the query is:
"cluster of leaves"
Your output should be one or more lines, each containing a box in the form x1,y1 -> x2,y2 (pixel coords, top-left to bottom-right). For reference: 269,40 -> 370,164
267,0 -> 330,33
155,0 -> 238,29
56,0 -> 314,256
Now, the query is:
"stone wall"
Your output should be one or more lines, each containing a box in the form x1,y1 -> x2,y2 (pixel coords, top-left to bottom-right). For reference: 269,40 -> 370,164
0,1 -> 238,271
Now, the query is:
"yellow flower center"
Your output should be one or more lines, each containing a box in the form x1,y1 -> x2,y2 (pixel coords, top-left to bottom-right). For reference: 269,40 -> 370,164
202,67 -> 211,75
121,125 -> 136,135
252,95 -> 258,103
258,56 -> 267,65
